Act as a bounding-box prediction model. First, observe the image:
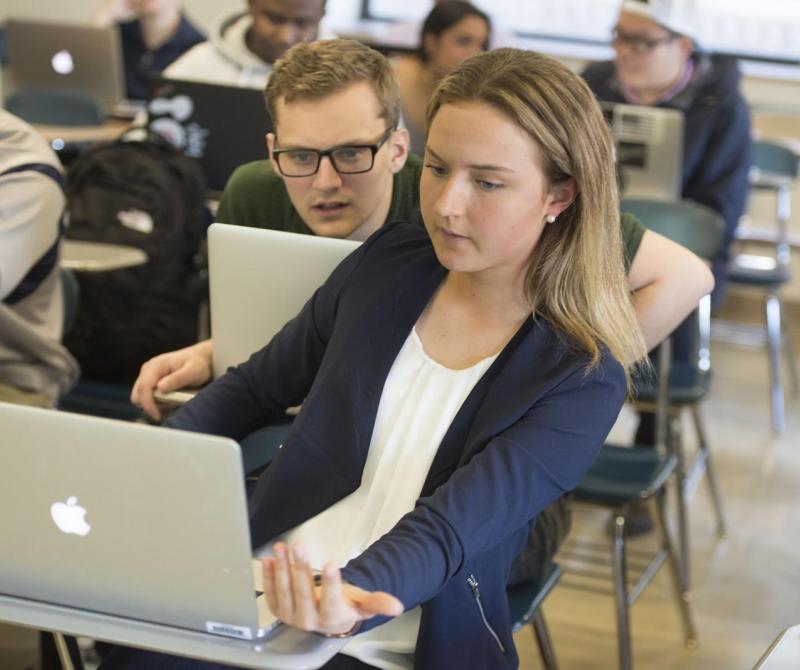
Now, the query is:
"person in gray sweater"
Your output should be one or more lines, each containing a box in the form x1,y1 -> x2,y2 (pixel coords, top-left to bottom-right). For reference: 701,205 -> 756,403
0,110 -> 79,407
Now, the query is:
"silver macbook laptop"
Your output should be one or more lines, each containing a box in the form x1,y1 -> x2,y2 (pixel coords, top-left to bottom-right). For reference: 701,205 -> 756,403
0,402 -> 275,641
4,18 -> 125,111
209,223 -> 361,378
602,102 -> 684,201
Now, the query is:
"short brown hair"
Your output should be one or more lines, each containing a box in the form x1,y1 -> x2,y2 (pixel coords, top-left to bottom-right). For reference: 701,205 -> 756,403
265,39 -> 400,129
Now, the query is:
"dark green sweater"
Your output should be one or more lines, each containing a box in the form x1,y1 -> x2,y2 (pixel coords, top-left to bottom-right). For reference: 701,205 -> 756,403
216,153 -> 424,235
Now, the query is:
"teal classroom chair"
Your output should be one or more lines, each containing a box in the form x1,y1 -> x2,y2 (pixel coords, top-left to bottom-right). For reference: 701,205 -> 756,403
58,267 -> 142,422
507,563 -> 563,670
726,139 -> 799,433
570,341 -> 698,670
621,197 -> 728,591
7,88 -> 104,127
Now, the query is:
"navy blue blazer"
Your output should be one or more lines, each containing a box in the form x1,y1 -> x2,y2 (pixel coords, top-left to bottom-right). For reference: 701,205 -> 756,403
168,221 -> 627,669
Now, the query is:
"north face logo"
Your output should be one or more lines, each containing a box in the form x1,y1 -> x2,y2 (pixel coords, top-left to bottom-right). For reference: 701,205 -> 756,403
117,208 -> 154,234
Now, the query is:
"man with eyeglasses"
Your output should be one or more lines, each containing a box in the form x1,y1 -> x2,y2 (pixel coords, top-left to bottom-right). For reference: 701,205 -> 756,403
165,0 -> 327,88
131,39 -> 422,419
583,0 -> 751,307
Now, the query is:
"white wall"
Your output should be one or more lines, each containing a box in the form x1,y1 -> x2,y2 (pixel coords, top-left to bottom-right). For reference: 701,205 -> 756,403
0,0 -> 362,32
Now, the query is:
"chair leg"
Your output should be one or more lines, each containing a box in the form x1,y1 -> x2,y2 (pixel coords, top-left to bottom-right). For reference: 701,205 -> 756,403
531,610 -> 560,670
765,292 -> 786,433
783,318 -> 800,397
652,493 -> 698,649
53,633 -> 84,670
670,415 -> 691,592
690,405 -> 727,538
611,512 -> 633,670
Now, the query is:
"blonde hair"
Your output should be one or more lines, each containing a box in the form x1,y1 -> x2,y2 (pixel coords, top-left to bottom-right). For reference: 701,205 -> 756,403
427,49 -> 647,377
265,39 -> 400,129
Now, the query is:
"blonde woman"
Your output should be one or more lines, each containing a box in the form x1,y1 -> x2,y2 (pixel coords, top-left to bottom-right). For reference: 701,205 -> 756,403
103,49 -> 647,670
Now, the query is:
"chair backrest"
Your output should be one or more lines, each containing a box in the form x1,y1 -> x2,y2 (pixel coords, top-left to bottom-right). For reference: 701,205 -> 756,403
752,140 -> 799,179
622,198 -> 723,375
621,198 -> 726,262
0,24 -> 7,66
59,267 -> 80,336
6,88 -> 104,127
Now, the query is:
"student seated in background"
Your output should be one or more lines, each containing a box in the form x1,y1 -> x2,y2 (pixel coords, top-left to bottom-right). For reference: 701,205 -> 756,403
582,0 -> 751,306
583,0 -> 751,473
0,110 -> 79,408
130,39 -> 713,422
164,0 -> 326,89
93,0 -> 205,100
103,46 -> 649,670
393,1 -> 492,156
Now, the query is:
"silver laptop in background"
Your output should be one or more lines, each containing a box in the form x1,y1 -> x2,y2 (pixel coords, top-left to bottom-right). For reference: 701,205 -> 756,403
4,18 -> 125,111
208,223 -> 361,379
602,102 -> 684,201
0,402 -> 276,641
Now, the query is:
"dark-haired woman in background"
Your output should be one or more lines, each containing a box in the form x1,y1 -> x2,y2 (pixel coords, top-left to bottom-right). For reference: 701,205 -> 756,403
393,1 -> 491,156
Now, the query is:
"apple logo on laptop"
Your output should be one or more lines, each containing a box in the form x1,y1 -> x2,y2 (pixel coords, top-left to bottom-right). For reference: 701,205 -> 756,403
50,497 -> 91,536
51,50 -> 74,76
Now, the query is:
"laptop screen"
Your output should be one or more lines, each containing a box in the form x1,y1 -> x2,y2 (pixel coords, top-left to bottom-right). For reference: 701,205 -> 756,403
147,77 -> 273,196
4,18 -> 125,110
602,102 -> 685,202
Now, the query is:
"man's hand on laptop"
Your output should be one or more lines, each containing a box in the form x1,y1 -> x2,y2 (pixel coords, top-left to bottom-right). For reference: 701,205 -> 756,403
262,542 -> 404,637
130,339 -> 214,421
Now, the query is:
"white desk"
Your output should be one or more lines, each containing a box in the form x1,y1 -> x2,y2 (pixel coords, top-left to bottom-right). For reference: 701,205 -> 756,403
35,118 -> 132,149
0,593 -> 347,670
61,240 -> 147,272
754,625 -> 800,669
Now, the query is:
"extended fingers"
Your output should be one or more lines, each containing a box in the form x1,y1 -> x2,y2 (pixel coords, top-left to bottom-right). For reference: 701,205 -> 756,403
271,543 -> 296,623
318,564 -> 351,631
289,545 -> 318,630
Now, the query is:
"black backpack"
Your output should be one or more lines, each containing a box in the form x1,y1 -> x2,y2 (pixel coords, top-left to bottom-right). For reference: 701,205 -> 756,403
64,131 -> 210,382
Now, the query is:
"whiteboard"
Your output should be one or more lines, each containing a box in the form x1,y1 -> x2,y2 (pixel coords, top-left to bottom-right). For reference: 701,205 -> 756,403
363,0 -> 800,62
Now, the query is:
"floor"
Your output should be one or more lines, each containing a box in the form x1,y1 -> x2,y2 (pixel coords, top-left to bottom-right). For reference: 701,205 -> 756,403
1,333 -> 798,670
513,334 -> 800,669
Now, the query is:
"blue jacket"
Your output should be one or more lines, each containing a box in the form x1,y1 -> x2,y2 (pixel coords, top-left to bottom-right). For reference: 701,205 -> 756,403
169,222 -> 627,669
583,54 -> 752,301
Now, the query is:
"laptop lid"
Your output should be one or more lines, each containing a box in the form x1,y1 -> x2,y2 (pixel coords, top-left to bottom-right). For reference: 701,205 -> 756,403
0,402 -> 274,641
208,223 -> 361,379
147,77 -> 273,195
4,18 -> 125,109
602,102 -> 684,202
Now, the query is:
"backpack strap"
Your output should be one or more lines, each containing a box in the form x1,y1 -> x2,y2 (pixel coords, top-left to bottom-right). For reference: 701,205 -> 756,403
1,163 -> 66,306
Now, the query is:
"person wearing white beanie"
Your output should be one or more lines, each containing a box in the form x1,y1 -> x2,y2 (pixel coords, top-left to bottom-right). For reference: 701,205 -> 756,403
583,0 -> 751,308
583,0 -> 752,527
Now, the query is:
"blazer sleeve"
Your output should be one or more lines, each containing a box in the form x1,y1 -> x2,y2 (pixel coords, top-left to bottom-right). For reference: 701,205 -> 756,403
165,239 -> 368,439
341,356 -> 626,612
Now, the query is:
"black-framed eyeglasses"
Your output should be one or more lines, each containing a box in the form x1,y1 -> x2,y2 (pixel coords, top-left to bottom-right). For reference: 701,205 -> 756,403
272,127 -> 395,177
611,28 -> 677,54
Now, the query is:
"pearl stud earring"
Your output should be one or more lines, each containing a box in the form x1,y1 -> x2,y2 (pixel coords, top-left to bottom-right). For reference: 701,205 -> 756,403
545,214 -> 557,224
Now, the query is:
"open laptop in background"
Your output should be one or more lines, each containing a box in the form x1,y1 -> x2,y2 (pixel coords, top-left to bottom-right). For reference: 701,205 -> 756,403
602,102 -> 684,202
209,224 -> 361,378
3,18 -> 130,116
147,78 -> 273,196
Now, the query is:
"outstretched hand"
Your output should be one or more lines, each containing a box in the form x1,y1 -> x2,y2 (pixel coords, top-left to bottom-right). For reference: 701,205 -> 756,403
262,542 -> 404,637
